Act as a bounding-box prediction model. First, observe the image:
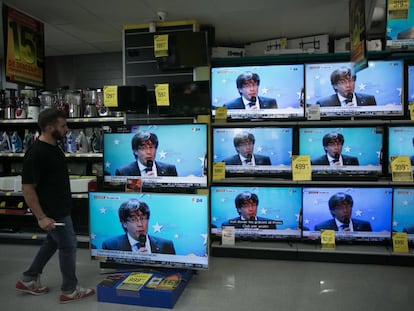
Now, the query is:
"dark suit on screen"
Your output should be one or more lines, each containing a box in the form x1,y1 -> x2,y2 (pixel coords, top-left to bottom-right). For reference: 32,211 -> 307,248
222,154 -> 271,165
410,156 -> 414,166
224,96 -> 278,109
403,225 -> 414,234
115,161 -> 177,176
222,216 -> 276,228
311,154 -> 359,165
314,218 -> 372,232
316,93 -> 376,107
102,234 -> 176,254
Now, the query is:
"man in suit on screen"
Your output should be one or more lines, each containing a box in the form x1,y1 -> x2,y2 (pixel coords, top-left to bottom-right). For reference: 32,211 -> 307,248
224,71 -> 277,110
314,192 -> 372,232
222,191 -> 276,229
311,132 -> 359,166
222,131 -> 271,166
316,66 -> 376,107
115,130 -> 177,177
102,198 -> 176,254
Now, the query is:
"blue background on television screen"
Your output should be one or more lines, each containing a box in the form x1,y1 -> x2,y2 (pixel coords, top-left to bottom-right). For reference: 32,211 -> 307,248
213,127 -> 292,165
210,186 -> 302,230
305,60 -> 403,106
89,192 -> 208,256
388,126 -> 414,162
299,127 -> 382,165
408,66 -> 414,103
211,64 -> 304,109
302,187 -> 392,232
104,124 -> 206,177
392,188 -> 414,233
387,4 -> 414,40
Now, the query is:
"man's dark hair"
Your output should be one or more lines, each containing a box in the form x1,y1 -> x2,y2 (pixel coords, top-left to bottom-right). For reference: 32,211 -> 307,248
131,131 -> 159,151
235,191 -> 259,211
236,71 -> 260,89
330,67 -> 356,88
118,198 -> 151,225
37,108 -> 67,132
233,132 -> 255,148
322,132 -> 344,148
328,192 -> 353,211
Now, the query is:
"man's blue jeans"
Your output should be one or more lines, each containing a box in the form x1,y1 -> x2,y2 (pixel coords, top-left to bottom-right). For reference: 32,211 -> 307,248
22,215 -> 78,292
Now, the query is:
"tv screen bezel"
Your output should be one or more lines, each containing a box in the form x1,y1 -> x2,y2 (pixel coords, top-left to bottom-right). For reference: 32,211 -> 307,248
210,185 -> 303,241
212,123 -> 294,178
304,59 -> 405,120
301,186 -> 393,244
102,123 -> 208,191
89,191 -> 209,270
297,122 -> 386,180
210,63 -> 305,121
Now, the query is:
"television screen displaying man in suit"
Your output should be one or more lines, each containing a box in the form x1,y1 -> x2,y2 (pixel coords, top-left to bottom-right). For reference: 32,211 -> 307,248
221,191 -> 276,229
311,132 -> 359,166
224,71 -> 277,110
316,66 -> 376,107
314,192 -> 372,232
115,130 -> 177,177
102,198 -> 176,254
222,131 -> 272,166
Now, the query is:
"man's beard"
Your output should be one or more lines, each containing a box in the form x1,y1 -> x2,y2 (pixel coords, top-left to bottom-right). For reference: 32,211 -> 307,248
51,129 -> 63,140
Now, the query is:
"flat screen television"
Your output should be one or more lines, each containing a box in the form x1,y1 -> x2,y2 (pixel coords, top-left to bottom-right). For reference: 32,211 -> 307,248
89,191 -> 209,269
407,65 -> 414,106
156,31 -> 210,70
211,64 -> 304,120
386,2 -> 414,51
305,60 -> 404,119
302,187 -> 393,242
103,123 -> 207,190
298,125 -> 384,179
212,126 -> 293,178
387,125 -> 414,173
210,185 -> 302,240
392,188 -> 414,243
153,81 -> 211,117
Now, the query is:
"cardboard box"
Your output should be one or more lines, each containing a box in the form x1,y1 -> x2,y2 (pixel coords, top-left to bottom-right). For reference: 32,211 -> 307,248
287,34 -> 330,53
244,37 -> 287,56
212,46 -> 245,58
334,37 -> 383,53
97,269 -> 194,309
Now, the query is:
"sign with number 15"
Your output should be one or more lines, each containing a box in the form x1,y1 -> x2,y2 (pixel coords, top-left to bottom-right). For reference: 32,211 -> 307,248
3,5 -> 45,87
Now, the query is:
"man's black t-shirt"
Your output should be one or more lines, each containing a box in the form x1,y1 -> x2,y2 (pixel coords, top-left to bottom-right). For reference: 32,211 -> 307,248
22,140 -> 72,219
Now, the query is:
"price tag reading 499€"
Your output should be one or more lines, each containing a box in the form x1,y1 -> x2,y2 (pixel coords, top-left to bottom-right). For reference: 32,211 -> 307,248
291,155 -> 311,181
390,156 -> 413,182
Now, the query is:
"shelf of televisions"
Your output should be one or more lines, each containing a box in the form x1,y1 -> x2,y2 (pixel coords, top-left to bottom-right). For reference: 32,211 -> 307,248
206,51 -> 414,265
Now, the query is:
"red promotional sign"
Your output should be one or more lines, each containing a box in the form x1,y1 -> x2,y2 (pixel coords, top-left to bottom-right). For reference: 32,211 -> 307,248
3,5 -> 45,87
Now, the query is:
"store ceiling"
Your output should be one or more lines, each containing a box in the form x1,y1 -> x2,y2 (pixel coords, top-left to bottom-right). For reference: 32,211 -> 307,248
0,0 -> 386,57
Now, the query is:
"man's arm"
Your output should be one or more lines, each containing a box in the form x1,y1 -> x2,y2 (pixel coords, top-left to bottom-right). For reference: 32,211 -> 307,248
22,183 -> 55,230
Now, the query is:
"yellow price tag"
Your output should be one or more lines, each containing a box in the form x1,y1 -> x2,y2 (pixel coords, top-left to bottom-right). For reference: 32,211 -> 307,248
291,155 -> 312,181
154,84 -> 170,106
154,34 -> 169,57
409,103 -> 414,120
103,85 -> 118,107
390,156 -> 413,182
215,107 -> 227,121
212,162 -> 226,181
392,232 -> 409,253
321,230 -> 336,250
388,0 -> 409,19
